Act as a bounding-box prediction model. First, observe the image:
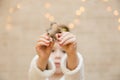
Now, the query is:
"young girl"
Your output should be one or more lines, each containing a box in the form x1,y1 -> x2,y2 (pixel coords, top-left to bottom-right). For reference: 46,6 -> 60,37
28,23 -> 84,80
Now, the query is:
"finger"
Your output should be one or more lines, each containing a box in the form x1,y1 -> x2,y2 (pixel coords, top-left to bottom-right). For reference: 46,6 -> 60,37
36,42 -> 49,52
59,32 -> 70,40
42,33 -> 54,42
37,38 -> 50,44
59,35 -> 74,45
63,38 -> 76,45
49,37 -> 53,42
38,34 -> 50,41
36,42 -> 49,47
49,41 -> 55,48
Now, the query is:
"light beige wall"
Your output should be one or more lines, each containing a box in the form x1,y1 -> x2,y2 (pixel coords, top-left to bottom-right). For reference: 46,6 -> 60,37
0,0 -> 120,80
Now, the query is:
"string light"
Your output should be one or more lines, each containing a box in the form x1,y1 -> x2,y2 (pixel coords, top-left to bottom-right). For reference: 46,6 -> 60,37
68,23 -> 75,29
45,13 -> 51,19
113,10 -> 119,16
44,2 -> 51,9
103,0 -> 109,2
102,0 -> 120,31
73,19 -> 80,24
75,6 -> 85,16
81,0 -> 86,2
7,16 -> 12,23
118,25 -> 120,31
118,18 -> 120,23
76,10 -> 82,16
44,13 -> 55,21
6,24 -> 12,31
6,0 -> 120,31
6,2 -> 24,31
106,6 -> 112,12
17,4 -> 21,9
9,8 -> 14,14
43,1 -> 86,29
79,6 -> 85,12
6,7 -> 14,31
49,16 -> 55,22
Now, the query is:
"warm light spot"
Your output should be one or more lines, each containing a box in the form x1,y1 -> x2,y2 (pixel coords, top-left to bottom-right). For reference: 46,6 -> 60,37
118,25 -> 120,31
45,13 -> 51,18
17,4 -> 21,9
74,19 -> 80,24
9,8 -> 14,14
118,18 -> 120,23
7,16 -> 12,22
79,6 -> 85,12
107,6 -> 112,12
103,0 -> 109,2
113,10 -> 119,16
49,16 -> 55,22
76,10 -> 82,16
6,24 -> 12,31
44,2 -> 51,9
81,0 -> 86,2
68,23 -> 75,29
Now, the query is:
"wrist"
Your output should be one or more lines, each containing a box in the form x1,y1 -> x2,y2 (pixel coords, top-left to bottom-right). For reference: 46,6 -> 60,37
67,51 -> 77,57
67,53 -> 78,70
37,57 -> 48,71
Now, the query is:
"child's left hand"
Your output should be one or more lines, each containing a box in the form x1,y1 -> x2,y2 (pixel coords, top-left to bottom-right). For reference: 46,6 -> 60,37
56,32 -> 78,70
56,32 -> 77,56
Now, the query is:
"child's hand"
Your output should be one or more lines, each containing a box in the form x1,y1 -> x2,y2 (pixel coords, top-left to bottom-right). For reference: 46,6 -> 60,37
36,33 -> 54,59
56,32 -> 77,56
56,32 -> 78,70
35,33 -> 54,70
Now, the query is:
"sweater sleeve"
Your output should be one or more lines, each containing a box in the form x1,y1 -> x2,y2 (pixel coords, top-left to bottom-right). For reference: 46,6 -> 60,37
28,55 -> 56,80
60,52 -> 84,80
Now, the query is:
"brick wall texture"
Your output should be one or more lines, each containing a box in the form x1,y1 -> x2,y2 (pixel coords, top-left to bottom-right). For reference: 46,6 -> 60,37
0,0 -> 120,80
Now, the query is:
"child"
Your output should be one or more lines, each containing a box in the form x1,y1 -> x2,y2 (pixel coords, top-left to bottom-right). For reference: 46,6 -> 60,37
28,23 -> 84,80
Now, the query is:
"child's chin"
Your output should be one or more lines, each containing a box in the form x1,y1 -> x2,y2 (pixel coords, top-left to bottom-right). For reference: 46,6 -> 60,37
55,70 -> 62,74
55,68 -> 62,74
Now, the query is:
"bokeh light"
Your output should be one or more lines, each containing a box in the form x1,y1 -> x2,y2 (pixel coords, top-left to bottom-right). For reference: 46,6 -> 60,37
9,8 -> 14,14
118,25 -> 120,31
107,6 -> 112,12
68,23 -> 75,29
6,24 -> 12,31
44,2 -> 51,9
17,4 -> 21,9
49,16 -> 55,22
113,10 -> 119,16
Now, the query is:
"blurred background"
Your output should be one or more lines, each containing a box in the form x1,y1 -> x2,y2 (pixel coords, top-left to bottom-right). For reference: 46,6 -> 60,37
0,0 -> 120,80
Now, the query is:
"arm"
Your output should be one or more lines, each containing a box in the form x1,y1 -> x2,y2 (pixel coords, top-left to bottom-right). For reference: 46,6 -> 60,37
28,33 -> 55,80
61,52 -> 84,80
56,32 -> 84,80
28,55 -> 56,80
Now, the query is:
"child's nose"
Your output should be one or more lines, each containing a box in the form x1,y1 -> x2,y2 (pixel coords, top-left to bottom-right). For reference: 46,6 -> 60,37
55,57 -> 61,60
55,52 -> 61,59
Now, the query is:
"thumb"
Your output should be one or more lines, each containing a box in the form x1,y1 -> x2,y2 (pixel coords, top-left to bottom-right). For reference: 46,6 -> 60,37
48,37 -> 55,49
50,41 -> 54,48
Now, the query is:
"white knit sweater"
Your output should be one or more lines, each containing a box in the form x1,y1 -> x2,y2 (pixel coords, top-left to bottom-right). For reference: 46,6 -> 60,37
28,52 -> 84,80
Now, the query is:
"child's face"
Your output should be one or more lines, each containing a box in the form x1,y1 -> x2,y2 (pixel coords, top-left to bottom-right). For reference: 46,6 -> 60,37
50,41 -> 65,74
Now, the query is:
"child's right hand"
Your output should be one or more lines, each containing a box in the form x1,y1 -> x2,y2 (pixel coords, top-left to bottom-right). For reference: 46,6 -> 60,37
36,33 -> 54,59
35,33 -> 54,70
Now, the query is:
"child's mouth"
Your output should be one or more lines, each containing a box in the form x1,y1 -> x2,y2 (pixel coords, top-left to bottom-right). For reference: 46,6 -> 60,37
55,62 -> 60,67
